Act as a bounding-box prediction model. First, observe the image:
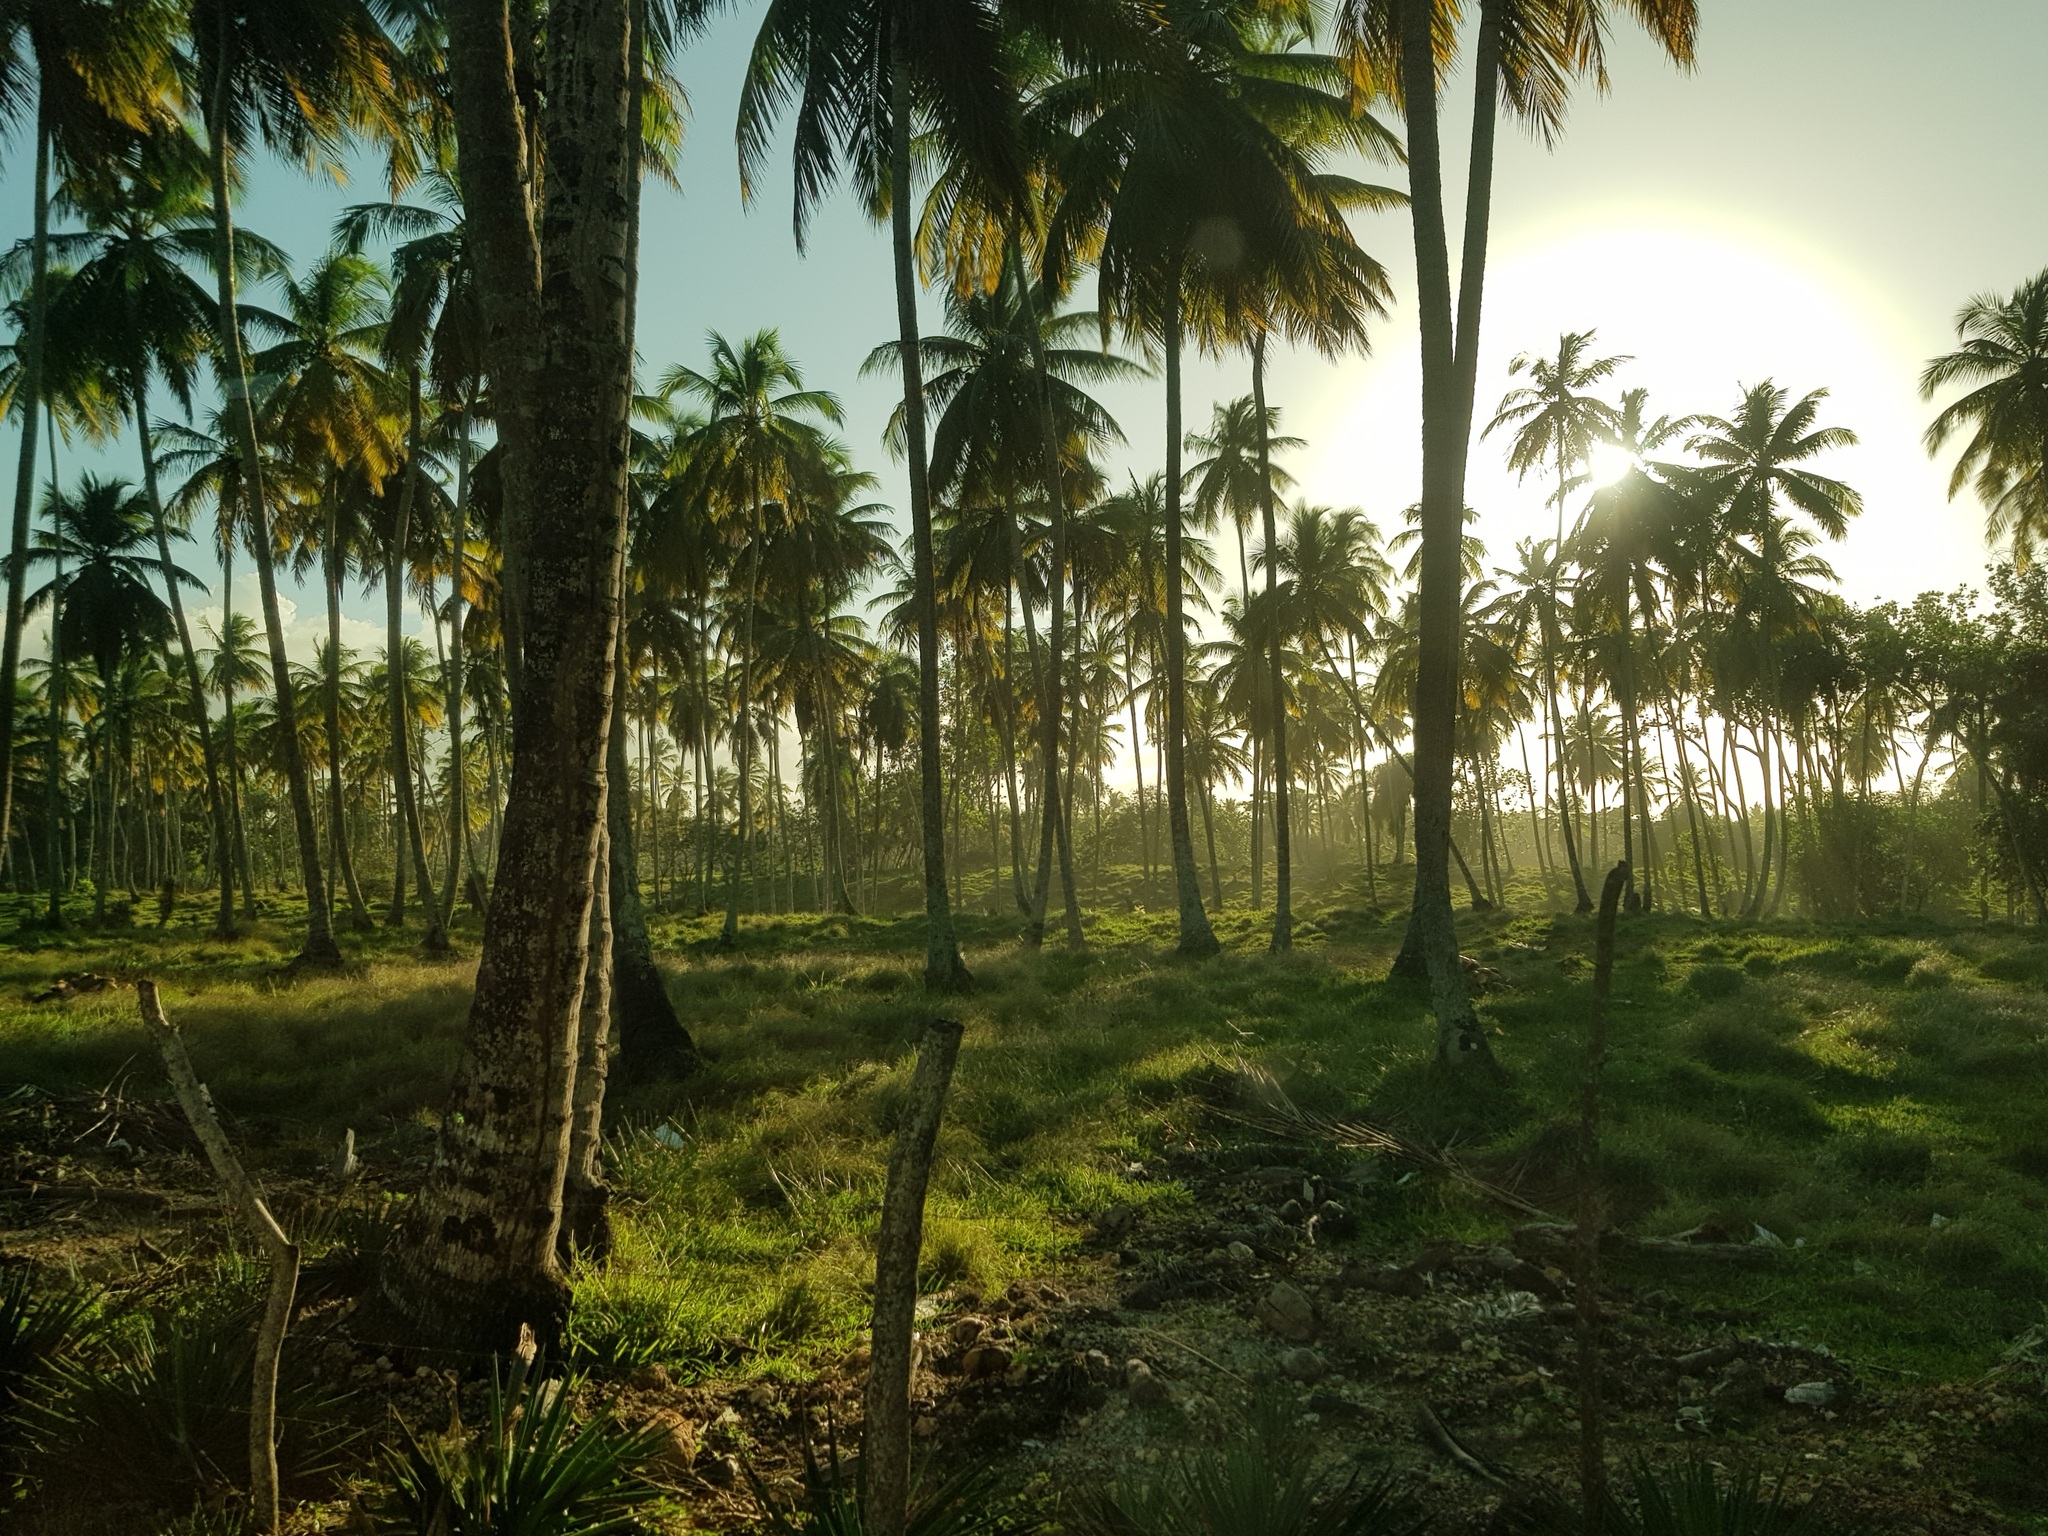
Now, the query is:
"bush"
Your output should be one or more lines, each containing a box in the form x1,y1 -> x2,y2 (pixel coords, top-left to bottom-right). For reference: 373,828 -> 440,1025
0,1268 -> 97,1458
1076,1392 -> 1428,1536
1495,1457 -> 1861,1534
375,1366 -> 661,1536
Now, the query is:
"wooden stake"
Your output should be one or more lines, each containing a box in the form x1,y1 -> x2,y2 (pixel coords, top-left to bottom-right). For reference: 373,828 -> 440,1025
863,1018 -> 963,1536
1576,864 -> 1628,1536
138,979 -> 300,1534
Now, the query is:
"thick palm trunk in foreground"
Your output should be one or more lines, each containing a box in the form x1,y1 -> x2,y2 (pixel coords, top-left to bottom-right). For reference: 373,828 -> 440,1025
889,41 -> 969,990
1162,289 -> 1218,958
381,0 -> 636,1351
204,101 -> 339,967
1396,0 -> 1495,1073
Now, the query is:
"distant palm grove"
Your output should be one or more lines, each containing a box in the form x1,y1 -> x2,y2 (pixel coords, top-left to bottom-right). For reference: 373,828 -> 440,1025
4,0 -> 2048,1349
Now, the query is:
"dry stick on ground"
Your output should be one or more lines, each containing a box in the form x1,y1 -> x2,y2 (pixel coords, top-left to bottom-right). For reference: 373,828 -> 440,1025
1576,863 -> 1629,1536
136,979 -> 300,1535
863,1018 -> 964,1536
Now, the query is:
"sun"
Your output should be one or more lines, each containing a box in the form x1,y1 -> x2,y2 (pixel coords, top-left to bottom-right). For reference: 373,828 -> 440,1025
1585,441 -> 1638,489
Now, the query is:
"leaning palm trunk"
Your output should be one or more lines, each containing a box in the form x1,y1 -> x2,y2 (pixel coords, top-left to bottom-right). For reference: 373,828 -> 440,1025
203,91 -> 339,966
1252,333 -> 1291,951
381,0 -> 638,1351
1396,0 -> 1494,1072
0,119 -> 50,867
133,396 -> 237,936
1161,280 -> 1218,958
888,40 -> 968,989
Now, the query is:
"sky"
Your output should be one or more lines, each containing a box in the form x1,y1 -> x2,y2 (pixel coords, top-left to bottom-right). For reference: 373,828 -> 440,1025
3,0 -> 2045,669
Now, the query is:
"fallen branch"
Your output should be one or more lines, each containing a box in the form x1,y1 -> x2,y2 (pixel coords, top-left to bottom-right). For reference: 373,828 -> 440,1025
1417,1404 -> 1512,1486
137,980 -> 299,1535
1222,1059 -> 1558,1220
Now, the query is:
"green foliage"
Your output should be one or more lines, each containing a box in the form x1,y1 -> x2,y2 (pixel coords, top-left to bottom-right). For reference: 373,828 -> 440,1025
1075,1392 -> 1428,1536
0,1269 -> 97,1457
1499,1459 -> 1855,1535
374,1368 -> 661,1536
1682,964 -> 1744,1000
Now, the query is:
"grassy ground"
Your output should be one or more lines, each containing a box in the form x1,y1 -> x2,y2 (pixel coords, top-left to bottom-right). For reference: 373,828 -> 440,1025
1,878 -> 2046,1526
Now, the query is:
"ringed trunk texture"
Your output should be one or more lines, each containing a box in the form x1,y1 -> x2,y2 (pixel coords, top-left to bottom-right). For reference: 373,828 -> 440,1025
380,0 -> 635,1354
1252,335 -> 1290,952
0,116 -> 48,866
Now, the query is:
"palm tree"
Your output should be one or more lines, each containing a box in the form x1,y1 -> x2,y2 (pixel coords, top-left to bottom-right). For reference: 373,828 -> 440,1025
200,608 -> 265,915
249,250 -> 399,932
0,0 -> 173,890
1186,395 -> 1300,612
54,128 -> 275,935
741,0 -> 1046,991
663,330 -> 841,948
185,0 -> 398,966
1335,0 -> 1695,1070
1921,270 -> 2048,565
1044,0 -> 1380,956
1486,329 -> 1628,540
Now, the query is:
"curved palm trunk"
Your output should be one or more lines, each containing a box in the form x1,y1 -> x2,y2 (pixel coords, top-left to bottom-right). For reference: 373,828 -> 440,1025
204,104 -> 338,966
889,42 -> 968,989
1396,0 -> 1495,1073
323,504 -> 373,930
1161,285 -> 1218,957
1252,335 -> 1291,951
0,118 -> 50,867
134,397 -> 237,936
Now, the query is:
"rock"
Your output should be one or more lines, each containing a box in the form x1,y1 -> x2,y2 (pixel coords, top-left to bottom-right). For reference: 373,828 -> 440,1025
630,1362 -> 673,1393
741,1383 -> 776,1409
1278,1199 -> 1305,1225
1279,1347 -> 1326,1382
1227,1241 -> 1255,1264
645,1411 -> 699,1473
1255,1281 -> 1317,1342
949,1316 -> 987,1349
961,1345 -> 1012,1379
844,1345 -> 872,1375
700,1454 -> 739,1487
1344,1262 -> 1425,1298
1785,1380 -> 1838,1407
1125,1358 -> 1171,1409
1083,1349 -> 1115,1381
1248,1166 -> 1312,1190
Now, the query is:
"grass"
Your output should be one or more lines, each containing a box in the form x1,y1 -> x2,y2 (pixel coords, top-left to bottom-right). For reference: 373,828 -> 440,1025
1,877 -> 2046,1393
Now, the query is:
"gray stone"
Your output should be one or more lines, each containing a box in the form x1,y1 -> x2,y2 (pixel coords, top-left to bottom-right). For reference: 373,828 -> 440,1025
1279,1347 -> 1326,1381
1126,1358 -> 1172,1409
1784,1380 -> 1837,1407
1256,1281 -> 1317,1342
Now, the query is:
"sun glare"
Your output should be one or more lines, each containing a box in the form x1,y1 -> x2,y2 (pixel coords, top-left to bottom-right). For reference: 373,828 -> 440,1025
1585,441 -> 1638,488
1303,212 -> 1981,600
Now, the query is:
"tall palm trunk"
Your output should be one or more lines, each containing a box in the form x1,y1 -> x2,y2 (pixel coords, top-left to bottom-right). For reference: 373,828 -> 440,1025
43,546 -> 63,927
1012,244 -> 1083,950
0,118 -> 49,866
324,501 -> 373,929
133,394 -> 236,935
383,0 -> 637,1352
1395,0 -> 1494,1072
203,93 -> 339,966
888,40 -> 968,988
439,407 -> 474,931
389,375 -> 446,948
1252,333 -> 1291,951
721,497 -> 763,945
219,535 -> 259,918
1161,282 -> 1217,957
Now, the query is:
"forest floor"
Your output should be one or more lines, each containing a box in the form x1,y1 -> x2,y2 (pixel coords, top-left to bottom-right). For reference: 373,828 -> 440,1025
0,876 -> 2044,1533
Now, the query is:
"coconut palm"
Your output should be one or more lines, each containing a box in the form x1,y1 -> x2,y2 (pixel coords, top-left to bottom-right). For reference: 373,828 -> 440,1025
0,0 -> 174,884
184,0 -> 399,964
200,608 -> 265,915
1921,270 -> 2048,566
248,249 -> 399,932
1335,0 -> 1696,1071
662,330 -> 842,948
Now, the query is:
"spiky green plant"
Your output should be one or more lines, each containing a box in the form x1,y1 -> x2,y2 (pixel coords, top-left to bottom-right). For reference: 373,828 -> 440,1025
375,1367 -> 660,1536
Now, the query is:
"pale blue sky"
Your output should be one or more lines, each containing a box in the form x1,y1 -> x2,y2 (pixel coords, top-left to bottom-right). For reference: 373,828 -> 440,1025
5,0 -> 2045,662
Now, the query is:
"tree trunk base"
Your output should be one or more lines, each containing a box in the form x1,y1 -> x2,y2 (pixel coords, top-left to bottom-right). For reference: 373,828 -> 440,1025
1178,931 -> 1221,959
560,1179 -> 614,1267
288,937 -> 344,972
924,952 -> 973,993
616,954 -> 698,1083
